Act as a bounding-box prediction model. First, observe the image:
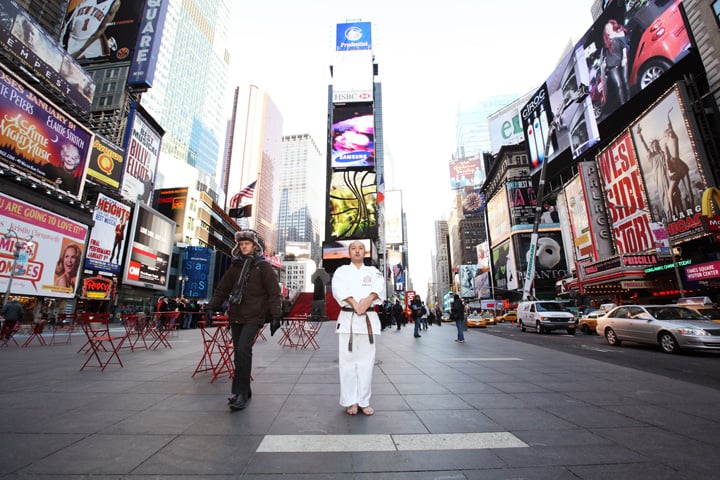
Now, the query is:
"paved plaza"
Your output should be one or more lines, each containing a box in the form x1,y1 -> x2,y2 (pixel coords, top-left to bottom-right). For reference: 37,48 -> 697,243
1,321 -> 719,479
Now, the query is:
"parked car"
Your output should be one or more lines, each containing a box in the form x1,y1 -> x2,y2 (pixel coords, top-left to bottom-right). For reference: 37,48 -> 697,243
596,305 -> 720,354
578,310 -> 605,334
517,301 -> 576,334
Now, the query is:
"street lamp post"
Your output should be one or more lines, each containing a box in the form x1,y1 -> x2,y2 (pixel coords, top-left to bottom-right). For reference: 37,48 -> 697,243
611,204 -> 685,298
522,85 -> 589,301
3,229 -> 34,307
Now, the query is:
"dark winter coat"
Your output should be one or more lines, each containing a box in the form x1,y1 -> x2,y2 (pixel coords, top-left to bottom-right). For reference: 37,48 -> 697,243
206,257 -> 281,325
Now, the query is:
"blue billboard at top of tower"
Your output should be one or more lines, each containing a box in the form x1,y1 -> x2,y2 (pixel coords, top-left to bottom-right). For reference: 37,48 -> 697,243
522,0 -> 690,174
336,22 -> 371,51
331,103 -> 374,168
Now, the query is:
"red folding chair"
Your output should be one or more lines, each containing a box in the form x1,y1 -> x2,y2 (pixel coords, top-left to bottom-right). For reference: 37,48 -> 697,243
299,319 -> 322,350
193,320 -> 217,377
210,318 -> 233,383
149,312 -> 178,350
22,319 -> 49,347
79,313 -> 124,371
120,314 -> 147,351
1,320 -> 20,347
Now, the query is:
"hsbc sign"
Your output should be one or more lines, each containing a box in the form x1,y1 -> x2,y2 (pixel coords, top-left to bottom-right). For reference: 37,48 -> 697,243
333,90 -> 373,103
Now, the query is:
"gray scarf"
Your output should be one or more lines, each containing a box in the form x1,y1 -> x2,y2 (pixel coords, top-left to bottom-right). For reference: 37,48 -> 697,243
228,254 -> 261,305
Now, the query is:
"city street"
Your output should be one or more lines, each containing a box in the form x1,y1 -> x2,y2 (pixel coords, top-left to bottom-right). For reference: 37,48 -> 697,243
1,321 -> 720,479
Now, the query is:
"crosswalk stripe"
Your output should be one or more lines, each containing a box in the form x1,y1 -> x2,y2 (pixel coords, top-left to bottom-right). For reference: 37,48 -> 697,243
256,432 -> 528,452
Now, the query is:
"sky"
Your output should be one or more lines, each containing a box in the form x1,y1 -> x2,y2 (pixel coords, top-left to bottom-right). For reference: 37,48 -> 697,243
228,0 -> 596,299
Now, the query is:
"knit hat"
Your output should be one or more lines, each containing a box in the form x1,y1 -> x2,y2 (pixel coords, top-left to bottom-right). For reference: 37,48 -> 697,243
232,229 -> 264,256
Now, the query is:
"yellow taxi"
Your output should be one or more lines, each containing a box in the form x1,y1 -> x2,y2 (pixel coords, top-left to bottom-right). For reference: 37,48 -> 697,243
466,313 -> 487,328
500,310 -> 517,323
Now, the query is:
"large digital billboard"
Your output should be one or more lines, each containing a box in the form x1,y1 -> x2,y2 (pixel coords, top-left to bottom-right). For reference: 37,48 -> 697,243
0,65 -> 92,200
331,103 -> 374,168
122,203 -> 174,291
336,22 -> 372,51
120,104 -> 162,204
0,193 -> 88,298
154,187 -> 187,238
328,170 -> 377,240
386,248 -> 405,292
61,0 -> 145,64
0,0 -> 95,114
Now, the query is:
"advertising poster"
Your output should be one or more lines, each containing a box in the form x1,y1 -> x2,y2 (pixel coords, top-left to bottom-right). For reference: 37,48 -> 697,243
449,155 -> 484,189
514,231 -> 569,293
85,134 -> 125,190
507,178 -> 536,226
0,0 -> 94,114
462,188 -> 485,216
84,193 -> 131,274
596,130 -> 654,254
122,203 -> 174,291
629,85 -> 708,242
491,240 -> 516,292
331,104 -> 374,167
121,105 -> 162,204
487,187 -> 511,245
154,187 -> 187,237
328,170 -> 377,240
0,66 -> 93,200
0,193 -> 87,298
336,21 -> 372,51
386,248 -> 405,292
183,246 -> 211,299
128,0 -> 169,89
563,174 -> 593,261
460,264 -> 476,298
61,0 -> 145,64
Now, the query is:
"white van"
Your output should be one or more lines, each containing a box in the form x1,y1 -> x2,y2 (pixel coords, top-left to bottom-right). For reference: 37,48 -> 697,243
517,300 -> 576,335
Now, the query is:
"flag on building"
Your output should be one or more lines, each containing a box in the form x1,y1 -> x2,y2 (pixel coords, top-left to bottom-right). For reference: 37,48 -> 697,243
229,181 -> 256,208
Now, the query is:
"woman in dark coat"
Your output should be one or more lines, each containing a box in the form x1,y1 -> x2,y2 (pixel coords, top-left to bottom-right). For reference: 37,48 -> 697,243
206,229 -> 282,411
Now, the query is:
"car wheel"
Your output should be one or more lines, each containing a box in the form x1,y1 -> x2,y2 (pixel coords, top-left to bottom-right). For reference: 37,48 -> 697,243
535,321 -> 543,334
520,321 -> 527,332
638,59 -> 672,90
581,324 -> 591,334
605,327 -> 621,346
658,331 -> 679,354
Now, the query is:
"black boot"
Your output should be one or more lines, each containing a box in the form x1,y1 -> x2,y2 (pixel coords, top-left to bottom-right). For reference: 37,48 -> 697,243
230,395 -> 249,411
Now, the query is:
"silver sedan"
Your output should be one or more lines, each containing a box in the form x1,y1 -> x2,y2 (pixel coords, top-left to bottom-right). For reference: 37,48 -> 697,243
596,305 -> 720,354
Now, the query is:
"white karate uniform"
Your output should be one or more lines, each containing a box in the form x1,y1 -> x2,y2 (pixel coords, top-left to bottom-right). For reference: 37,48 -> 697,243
332,263 -> 385,408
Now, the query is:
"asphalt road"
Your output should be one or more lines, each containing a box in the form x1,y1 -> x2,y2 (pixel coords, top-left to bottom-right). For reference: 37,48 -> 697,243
478,322 -> 720,390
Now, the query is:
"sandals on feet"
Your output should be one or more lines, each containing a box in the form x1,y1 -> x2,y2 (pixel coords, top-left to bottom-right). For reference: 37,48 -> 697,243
359,406 -> 374,416
346,404 -> 358,415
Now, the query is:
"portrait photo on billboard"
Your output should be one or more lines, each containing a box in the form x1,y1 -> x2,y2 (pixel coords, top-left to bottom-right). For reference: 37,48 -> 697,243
121,104 -> 163,205
0,65 -> 92,200
61,0 -> 144,63
84,193 -> 131,275
328,170 -> 377,240
630,85 -> 708,241
581,0 -> 690,122
122,203 -> 174,291
515,231 -> 569,293
331,103 -> 374,168
460,264 -> 476,299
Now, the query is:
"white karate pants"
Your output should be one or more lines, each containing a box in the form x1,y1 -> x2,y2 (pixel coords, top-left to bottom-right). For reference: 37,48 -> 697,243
337,332 -> 375,408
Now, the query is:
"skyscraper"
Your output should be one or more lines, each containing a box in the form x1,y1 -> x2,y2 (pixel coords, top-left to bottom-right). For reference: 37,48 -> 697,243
139,0 -> 232,200
277,134 -> 324,263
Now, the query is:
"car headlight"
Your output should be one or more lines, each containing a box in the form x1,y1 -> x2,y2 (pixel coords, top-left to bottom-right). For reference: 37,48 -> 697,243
676,328 -> 710,336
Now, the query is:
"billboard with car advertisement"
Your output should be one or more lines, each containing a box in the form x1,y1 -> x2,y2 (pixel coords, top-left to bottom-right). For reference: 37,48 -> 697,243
629,84 -> 709,243
522,0 -> 690,173
84,193 -> 131,274
0,65 -> 92,200
0,193 -> 88,298
331,103 -> 374,168
122,202 -> 174,291
61,0 -> 145,64
336,22 -> 372,51
487,187 -> 511,246
120,103 -> 162,204
85,134 -> 124,190
328,170 -> 377,240
0,0 -> 95,114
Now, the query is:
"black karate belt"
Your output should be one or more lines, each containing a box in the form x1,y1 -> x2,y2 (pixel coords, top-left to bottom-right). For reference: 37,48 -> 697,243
341,307 -> 374,351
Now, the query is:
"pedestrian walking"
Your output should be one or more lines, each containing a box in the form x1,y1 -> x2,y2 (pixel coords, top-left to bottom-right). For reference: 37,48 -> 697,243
451,294 -> 465,343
